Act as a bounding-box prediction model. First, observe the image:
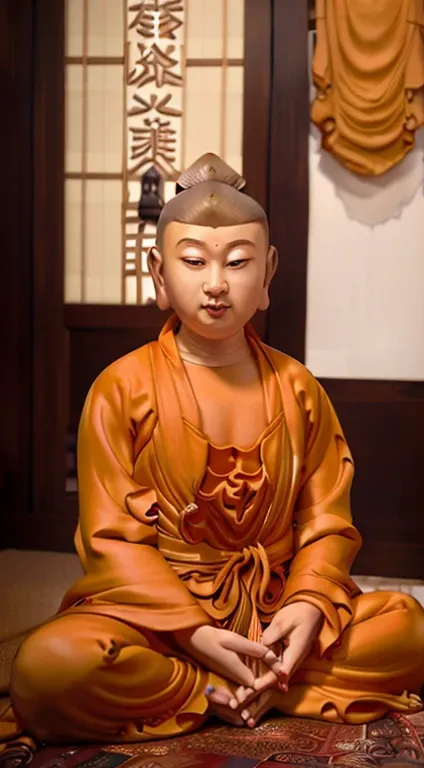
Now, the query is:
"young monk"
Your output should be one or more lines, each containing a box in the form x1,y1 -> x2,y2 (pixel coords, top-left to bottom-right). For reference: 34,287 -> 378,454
8,153 -> 424,744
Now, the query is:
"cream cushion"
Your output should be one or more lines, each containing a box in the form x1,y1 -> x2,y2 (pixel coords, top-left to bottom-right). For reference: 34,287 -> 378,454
0,549 -> 83,642
0,549 -> 82,694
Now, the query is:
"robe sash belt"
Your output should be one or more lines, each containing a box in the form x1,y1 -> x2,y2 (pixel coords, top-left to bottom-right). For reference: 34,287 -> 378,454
157,530 -> 292,638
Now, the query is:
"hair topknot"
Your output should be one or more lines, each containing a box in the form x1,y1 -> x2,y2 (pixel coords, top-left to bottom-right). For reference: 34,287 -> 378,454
155,152 -> 268,249
176,152 -> 246,192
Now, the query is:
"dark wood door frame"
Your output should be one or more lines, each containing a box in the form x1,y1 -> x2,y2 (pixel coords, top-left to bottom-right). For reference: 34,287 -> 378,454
1,0 -> 67,548
267,0 -> 310,364
0,0 -> 34,524
243,0 -> 272,212
244,0 -> 310,365
32,0 -> 67,529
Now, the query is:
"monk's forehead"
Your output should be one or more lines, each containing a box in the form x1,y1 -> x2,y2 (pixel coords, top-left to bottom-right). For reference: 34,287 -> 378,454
163,221 -> 267,248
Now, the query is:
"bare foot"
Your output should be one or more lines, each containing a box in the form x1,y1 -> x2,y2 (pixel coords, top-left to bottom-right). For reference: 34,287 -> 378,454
390,690 -> 423,712
245,687 -> 279,727
206,683 -> 280,729
206,685 -> 246,726
405,692 -> 422,709
221,659 -> 288,728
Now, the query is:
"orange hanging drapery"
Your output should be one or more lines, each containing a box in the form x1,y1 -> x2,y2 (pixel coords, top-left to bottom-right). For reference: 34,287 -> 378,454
311,0 -> 424,176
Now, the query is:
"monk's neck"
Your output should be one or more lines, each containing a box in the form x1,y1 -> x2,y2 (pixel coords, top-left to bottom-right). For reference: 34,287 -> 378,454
176,323 -> 252,367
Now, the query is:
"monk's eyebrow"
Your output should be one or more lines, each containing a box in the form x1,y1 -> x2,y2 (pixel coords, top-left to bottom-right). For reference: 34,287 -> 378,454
176,238 -> 206,247
226,239 -> 256,249
175,237 -> 256,251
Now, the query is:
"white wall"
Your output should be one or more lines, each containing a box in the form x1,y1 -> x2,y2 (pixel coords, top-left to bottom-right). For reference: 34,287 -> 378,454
306,131 -> 424,381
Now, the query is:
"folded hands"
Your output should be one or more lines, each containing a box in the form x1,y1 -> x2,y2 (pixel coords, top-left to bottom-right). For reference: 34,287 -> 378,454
174,600 -> 323,728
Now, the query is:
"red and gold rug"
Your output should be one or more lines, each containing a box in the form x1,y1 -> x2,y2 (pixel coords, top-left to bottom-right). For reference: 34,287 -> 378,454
1,712 -> 424,768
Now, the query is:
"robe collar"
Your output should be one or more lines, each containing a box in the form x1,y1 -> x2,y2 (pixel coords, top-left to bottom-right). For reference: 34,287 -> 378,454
149,313 -> 288,521
157,312 -> 282,431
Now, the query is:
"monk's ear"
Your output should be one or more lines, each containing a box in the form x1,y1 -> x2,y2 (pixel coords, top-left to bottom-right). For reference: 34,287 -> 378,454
147,246 -> 171,310
258,245 -> 278,311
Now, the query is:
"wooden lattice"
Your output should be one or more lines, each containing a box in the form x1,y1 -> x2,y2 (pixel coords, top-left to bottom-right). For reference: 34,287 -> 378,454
64,0 -> 244,305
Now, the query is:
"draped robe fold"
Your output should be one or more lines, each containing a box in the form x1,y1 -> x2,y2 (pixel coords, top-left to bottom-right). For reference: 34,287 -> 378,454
60,314 -> 363,650
311,0 -> 424,176
3,315 -> 424,743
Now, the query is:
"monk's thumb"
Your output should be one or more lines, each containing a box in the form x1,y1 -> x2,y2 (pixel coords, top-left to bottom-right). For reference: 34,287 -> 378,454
279,631 -> 311,679
278,642 -> 300,679
261,620 -> 283,647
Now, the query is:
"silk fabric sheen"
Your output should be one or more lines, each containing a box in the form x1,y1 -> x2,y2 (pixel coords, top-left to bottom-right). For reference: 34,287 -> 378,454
4,315 -> 424,742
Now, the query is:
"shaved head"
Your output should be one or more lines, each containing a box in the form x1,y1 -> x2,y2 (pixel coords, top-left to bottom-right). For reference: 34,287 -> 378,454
156,153 -> 268,250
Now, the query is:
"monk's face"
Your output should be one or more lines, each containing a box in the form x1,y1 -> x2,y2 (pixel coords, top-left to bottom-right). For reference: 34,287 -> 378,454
150,221 -> 276,339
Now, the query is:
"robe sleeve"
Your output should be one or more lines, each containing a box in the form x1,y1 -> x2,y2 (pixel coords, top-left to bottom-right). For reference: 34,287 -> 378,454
60,363 -> 213,632
282,377 -> 362,656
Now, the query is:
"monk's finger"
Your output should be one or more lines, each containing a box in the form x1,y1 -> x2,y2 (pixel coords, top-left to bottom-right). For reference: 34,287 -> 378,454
206,684 -> 248,725
223,633 -> 272,660
205,685 -> 232,706
243,691 -> 268,729
215,648 -> 256,688
252,667 -> 277,692
229,685 -> 255,709
279,630 -> 311,679
261,615 -> 292,647
198,634 -> 258,687
224,634 -> 284,678
194,645 -> 255,688
261,647 -> 285,676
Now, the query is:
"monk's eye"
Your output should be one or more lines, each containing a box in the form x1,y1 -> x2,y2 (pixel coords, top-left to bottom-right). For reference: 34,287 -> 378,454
227,259 -> 249,268
182,258 -> 205,267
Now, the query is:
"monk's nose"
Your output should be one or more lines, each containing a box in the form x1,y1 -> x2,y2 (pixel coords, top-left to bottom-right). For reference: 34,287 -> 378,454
202,268 -> 228,296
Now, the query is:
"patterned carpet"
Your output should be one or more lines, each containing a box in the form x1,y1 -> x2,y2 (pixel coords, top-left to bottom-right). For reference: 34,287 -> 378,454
1,712 -> 424,768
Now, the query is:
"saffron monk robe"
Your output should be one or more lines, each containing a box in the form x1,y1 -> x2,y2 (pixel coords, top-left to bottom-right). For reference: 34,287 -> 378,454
3,153 -> 424,746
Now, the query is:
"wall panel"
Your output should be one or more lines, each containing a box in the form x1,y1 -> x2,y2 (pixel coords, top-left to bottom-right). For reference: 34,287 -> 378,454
322,379 -> 424,578
0,0 -> 33,526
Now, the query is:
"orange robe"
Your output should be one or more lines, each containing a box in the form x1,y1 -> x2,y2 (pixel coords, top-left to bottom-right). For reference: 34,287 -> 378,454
7,315 -> 424,742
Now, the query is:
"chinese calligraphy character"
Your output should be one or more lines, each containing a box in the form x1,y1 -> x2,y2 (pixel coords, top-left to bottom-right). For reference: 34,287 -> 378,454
129,117 -> 178,177
129,1 -> 183,41
128,42 -> 183,89
128,92 -> 182,118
